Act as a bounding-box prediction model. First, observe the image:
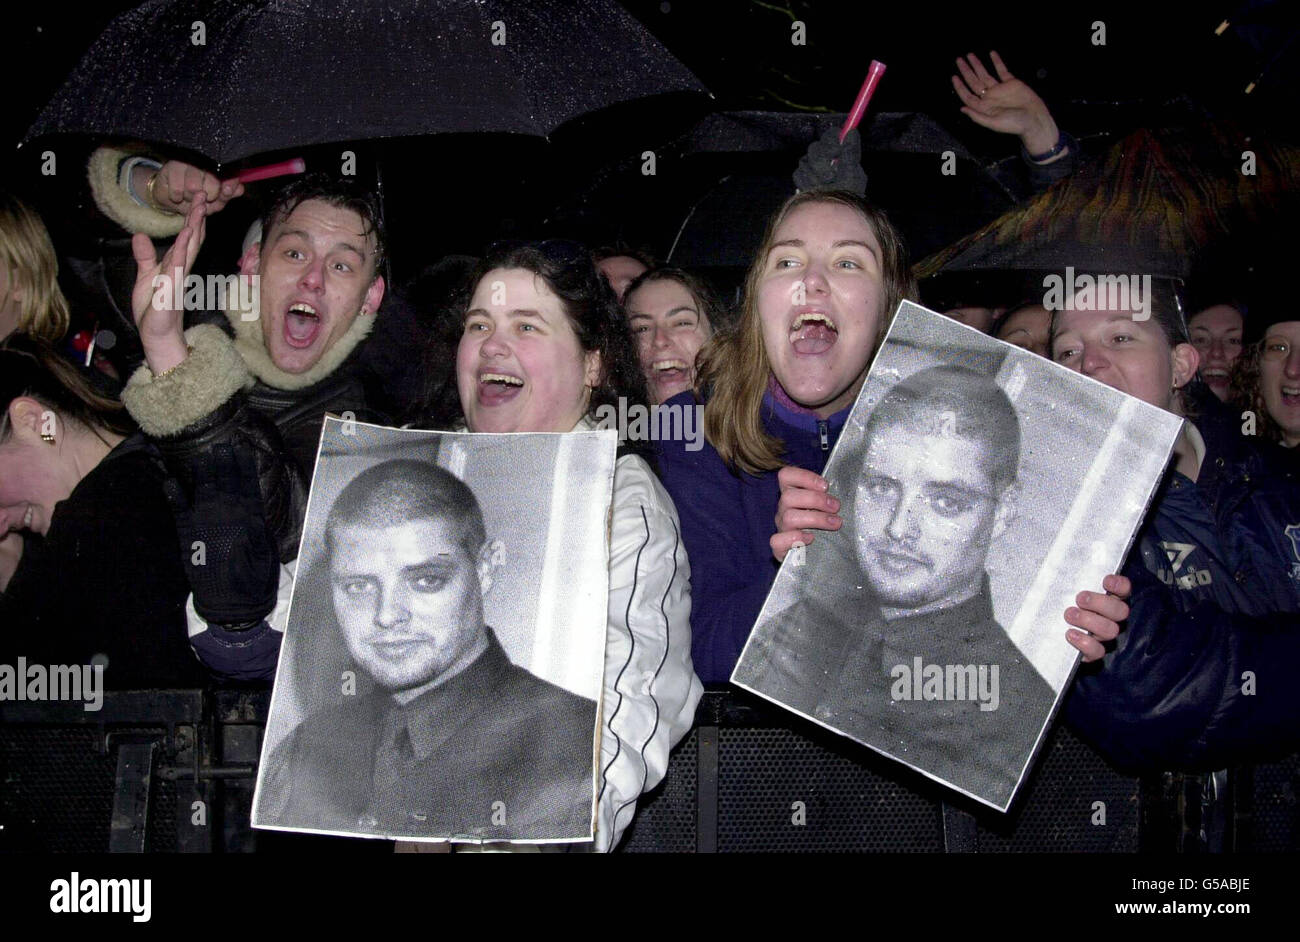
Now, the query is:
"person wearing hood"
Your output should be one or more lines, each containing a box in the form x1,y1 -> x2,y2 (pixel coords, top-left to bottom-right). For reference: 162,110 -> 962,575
87,150 -> 388,679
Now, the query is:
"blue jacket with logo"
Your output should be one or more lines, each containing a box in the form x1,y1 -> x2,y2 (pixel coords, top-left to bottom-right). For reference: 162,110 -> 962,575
655,388 -> 849,683
1065,397 -> 1300,769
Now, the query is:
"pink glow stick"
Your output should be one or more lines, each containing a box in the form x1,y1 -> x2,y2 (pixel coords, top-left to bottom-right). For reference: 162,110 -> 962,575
839,61 -> 887,142
234,157 -> 307,184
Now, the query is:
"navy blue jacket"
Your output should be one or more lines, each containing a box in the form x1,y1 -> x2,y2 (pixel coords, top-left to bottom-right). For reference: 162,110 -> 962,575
1065,398 -> 1300,769
655,387 -> 849,683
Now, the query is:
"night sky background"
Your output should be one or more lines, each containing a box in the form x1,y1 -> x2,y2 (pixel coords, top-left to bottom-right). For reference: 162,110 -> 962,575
3,1 -> 1296,290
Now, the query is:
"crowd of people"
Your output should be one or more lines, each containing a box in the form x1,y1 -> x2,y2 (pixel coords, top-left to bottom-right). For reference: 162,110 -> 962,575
2,50 -> 1298,851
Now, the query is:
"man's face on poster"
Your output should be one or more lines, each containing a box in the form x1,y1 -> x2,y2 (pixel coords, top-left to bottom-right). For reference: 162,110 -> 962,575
853,422 -> 1012,615
329,515 -> 489,690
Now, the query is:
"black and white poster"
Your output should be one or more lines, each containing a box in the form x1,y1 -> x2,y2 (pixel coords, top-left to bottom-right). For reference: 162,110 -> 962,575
732,301 -> 1184,811
252,418 -> 614,843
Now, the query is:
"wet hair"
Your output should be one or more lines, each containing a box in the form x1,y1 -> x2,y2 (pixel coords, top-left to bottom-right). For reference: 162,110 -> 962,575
326,459 -> 486,559
421,241 -> 652,450
623,265 -> 730,336
259,173 -> 386,277
0,333 -> 133,445
0,193 -> 71,342
697,189 -> 916,473
866,366 -> 1021,495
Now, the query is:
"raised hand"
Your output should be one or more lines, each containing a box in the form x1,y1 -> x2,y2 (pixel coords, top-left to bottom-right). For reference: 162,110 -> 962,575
952,51 -> 1063,157
134,159 -> 244,217
130,193 -> 208,375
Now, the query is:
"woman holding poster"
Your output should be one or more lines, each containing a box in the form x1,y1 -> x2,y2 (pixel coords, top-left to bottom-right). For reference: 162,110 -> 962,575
654,189 -> 1129,684
432,242 -> 703,850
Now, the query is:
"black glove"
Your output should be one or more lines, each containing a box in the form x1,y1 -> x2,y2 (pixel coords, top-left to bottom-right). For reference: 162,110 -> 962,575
793,126 -> 868,196
165,442 -> 280,627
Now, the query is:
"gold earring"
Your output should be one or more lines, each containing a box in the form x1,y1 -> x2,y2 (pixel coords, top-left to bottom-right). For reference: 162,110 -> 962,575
41,432 -> 55,444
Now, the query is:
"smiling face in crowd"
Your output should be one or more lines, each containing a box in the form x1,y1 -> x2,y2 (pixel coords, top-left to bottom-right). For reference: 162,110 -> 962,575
757,201 -> 886,418
458,267 -> 601,434
1259,321 -> 1300,447
242,199 -> 386,375
626,278 -> 713,404
1188,304 -> 1244,401
1051,306 -> 1198,413
329,515 -> 489,691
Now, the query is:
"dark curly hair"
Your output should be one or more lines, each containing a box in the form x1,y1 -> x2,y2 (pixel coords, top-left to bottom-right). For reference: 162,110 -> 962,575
1228,342 -> 1285,445
421,242 -> 652,455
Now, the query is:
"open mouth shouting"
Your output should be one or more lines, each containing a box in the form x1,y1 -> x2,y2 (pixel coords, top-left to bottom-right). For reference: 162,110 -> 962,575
284,302 -> 323,349
651,357 -> 691,383
477,370 -> 525,406
791,309 -> 838,356
1201,367 -> 1230,392
1282,383 -> 1300,408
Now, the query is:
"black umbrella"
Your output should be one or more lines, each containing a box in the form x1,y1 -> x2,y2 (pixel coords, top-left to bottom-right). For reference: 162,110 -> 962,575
24,0 -> 707,166
543,109 -> 1015,308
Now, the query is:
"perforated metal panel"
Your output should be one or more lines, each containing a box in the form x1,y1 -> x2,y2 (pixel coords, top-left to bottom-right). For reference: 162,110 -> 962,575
619,729 -> 699,852
975,723 -> 1140,851
0,727 -> 115,852
717,726 -> 943,852
0,725 -> 182,852
619,691 -> 1152,853
1249,755 -> 1300,852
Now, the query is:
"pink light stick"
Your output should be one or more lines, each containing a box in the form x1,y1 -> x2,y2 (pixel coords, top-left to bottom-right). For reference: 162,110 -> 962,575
234,157 -> 307,184
839,61 -> 887,142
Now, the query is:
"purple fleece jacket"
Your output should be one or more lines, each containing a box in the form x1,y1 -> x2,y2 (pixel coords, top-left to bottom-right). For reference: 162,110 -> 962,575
654,386 -> 850,683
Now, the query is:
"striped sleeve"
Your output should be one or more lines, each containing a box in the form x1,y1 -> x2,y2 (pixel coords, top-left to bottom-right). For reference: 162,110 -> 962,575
592,455 -> 704,852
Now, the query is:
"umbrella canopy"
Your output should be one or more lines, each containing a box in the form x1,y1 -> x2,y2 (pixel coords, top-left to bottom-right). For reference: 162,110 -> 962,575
916,122 -> 1300,282
546,110 -> 1015,283
24,0 -> 707,166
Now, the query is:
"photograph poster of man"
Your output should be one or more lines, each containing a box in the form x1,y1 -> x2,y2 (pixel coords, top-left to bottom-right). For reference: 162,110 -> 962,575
252,418 -> 614,843
732,302 -> 1184,810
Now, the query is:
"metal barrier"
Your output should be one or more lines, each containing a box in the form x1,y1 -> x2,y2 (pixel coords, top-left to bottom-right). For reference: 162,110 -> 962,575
2,686 -> 1294,853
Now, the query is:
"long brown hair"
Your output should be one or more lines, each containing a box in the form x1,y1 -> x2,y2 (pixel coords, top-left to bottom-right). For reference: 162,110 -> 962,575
697,190 -> 915,474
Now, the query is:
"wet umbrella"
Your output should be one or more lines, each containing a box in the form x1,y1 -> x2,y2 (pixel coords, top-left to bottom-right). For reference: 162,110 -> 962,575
545,109 -> 1016,304
915,122 -> 1300,283
24,0 -> 707,166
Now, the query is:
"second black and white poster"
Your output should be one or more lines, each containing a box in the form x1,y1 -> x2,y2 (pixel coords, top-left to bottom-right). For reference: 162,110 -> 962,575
733,301 -> 1183,810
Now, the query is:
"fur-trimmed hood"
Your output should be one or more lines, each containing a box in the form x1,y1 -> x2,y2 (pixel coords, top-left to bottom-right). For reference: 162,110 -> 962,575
224,292 -> 375,392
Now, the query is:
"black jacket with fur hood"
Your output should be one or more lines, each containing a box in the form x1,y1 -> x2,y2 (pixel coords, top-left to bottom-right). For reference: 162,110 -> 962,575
88,146 -> 388,628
